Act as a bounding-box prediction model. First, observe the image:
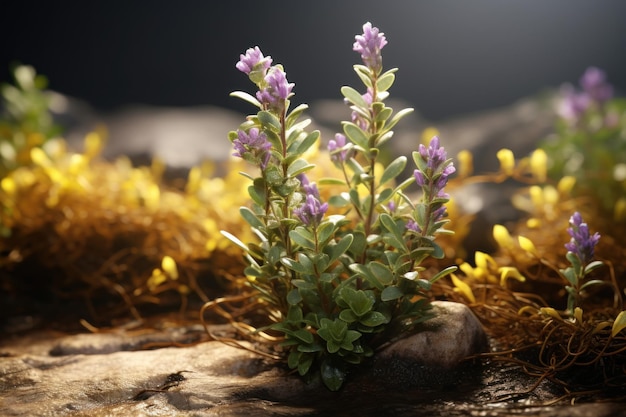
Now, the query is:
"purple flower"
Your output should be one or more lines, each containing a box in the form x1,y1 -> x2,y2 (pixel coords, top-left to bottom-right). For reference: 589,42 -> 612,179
565,212 -> 600,265
232,127 -> 272,169
236,46 -> 272,75
353,22 -> 388,73
297,174 -> 321,198
558,84 -> 590,121
406,219 -> 421,233
579,67 -> 613,104
558,67 -> 614,122
293,194 -> 328,227
418,136 -> 447,171
256,66 -> 294,112
328,133 -> 348,163
411,136 -> 455,234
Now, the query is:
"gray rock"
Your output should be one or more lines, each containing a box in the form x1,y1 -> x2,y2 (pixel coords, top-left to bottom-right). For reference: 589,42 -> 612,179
378,301 -> 487,368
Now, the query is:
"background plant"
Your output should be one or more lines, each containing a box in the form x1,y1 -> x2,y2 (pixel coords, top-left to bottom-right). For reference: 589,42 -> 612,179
212,23 -> 456,391
541,67 -> 626,223
0,64 -> 61,177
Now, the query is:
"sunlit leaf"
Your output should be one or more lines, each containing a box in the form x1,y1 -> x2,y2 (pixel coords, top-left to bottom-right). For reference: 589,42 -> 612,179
611,311 -> 626,338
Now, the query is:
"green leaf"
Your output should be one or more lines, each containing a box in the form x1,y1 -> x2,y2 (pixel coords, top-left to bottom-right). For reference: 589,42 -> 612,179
287,158 -> 315,177
287,288 -> 302,305
265,165 -> 283,186
584,260 -> 604,275
292,279 -> 317,290
360,311 -> 389,327
376,188 -> 394,205
329,234 -> 354,263
353,64 -> 373,89
289,228 -> 316,250
379,156 -> 407,187
339,309 -> 358,323
612,311 -> 626,337
349,263 -> 383,290
329,194 -> 350,207
220,230 -> 249,253
321,359 -> 346,391
239,207 -> 264,229
374,106 -> 393,124
342,287 -> 374,316
376,68 -> 398,92
248,179 -> 267,207
341,86 -> 368,108
383,107 -> 414,133
343,122 -> 369,150
285,103 -> 309,127
258,110 -> 281,132
294,130 -> 320,155
369,261 -> 394,285
297,353 -> 314,375
429,265 -> 458,282
293,329 -> 315,344
229,91 -> 262,109
281,257 -> 309,274
379,214 -> 407,250
349,231 -> 367,257
560,267 -> 578,287
319,177 -> 347,186
579,279 -> 607,291
566,251 -> 583,275
381,286 -> 404,301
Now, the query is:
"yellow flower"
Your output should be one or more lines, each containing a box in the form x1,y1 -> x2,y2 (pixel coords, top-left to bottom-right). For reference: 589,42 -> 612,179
451,273 -> 475,303
496,149 -> 515,176
529,149 -> 547,183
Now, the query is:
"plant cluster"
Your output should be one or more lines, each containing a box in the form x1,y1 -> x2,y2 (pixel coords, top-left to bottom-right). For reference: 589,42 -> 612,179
1,22 -> 625,403
0,128 -> 255,324
209,23 -> 457,390
0,65 -> 60,177
542,67 -> 626,223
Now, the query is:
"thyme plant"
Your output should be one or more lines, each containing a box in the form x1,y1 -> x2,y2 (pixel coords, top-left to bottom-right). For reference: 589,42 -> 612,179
560,211 -> 604,314
542,67 -> 626,221
222,23 -> 456,390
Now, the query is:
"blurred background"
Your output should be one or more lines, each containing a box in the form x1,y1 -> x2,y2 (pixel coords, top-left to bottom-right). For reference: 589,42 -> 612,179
1,0 -> 625,121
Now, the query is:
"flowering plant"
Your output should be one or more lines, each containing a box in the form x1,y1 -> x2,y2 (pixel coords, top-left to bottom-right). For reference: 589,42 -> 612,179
542,67 -> 626,221
560,211 -> 604,313
221,23 -> 456,390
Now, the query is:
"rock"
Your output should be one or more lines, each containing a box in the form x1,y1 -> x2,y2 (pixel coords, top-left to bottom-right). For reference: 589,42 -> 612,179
1,325 -> 624,416
377,301 -> 487,368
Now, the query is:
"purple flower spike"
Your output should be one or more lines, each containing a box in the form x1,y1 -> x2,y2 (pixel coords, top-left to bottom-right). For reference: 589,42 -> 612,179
412,136 -> 456,233
232,127 -> 272,169
328,133 -> 348,163
236,46 -> 272,75
294,194 -> 328,227
418,136 -> 448,171
565,212 -> 600,265
579,67 -> 613,104
298,174 -> 321,198
256,66 -> 295,112
353,22 -> 388,72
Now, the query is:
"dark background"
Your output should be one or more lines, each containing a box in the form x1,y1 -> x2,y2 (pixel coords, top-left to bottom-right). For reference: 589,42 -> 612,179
1,0 -> 625,121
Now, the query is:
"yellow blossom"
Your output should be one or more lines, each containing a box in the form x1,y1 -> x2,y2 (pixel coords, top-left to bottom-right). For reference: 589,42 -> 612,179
456,150 -> 473,178
518,235 -> 539,257
529,149 -> 547,183
496,149 -> 515,176
451,273 -> 475,303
